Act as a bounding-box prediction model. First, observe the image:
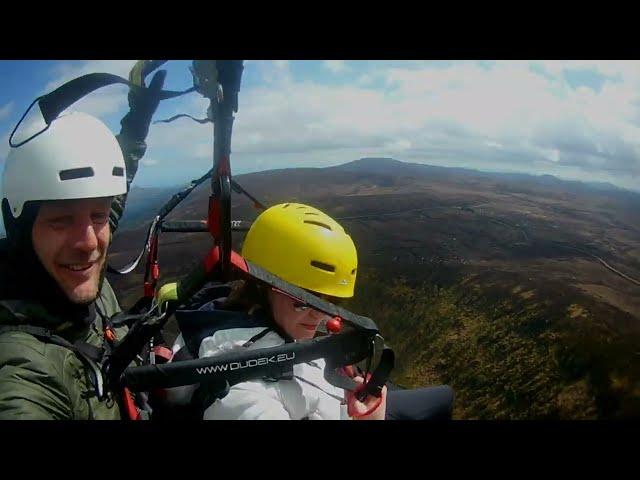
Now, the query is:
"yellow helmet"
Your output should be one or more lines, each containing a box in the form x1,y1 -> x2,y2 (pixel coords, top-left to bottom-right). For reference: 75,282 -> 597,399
241,203 -> 358,298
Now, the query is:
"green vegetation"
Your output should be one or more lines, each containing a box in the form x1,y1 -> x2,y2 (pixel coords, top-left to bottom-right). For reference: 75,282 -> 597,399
345,267 -> 640,419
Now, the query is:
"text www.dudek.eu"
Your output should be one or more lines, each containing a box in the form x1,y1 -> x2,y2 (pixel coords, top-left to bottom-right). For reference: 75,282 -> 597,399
196,353 -> 296,375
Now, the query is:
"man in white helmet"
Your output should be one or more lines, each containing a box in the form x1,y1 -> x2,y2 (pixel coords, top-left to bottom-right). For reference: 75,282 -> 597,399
0,68 -> 165,419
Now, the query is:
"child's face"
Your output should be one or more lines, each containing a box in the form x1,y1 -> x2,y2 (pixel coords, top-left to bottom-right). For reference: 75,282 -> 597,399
268,289 -> 330,340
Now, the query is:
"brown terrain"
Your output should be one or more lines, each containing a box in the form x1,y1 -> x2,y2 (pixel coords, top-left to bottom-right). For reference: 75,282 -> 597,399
108,158 -> 640,419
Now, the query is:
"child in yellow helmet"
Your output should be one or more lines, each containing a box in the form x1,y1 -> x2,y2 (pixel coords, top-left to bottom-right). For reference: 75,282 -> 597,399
168,202 -> 453,420
167,203 -> 386,419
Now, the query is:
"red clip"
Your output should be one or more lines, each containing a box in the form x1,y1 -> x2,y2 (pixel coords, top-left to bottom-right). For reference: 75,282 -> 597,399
151,263 -> 160,281
326,317 -> 342,334
104,327 -> 116,344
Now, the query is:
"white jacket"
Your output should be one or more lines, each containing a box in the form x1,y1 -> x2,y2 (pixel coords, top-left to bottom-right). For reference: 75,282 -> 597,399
173,325 -> 350,420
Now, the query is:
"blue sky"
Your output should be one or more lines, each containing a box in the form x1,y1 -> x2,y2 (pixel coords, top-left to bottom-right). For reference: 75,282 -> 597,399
1,60 -> 640,199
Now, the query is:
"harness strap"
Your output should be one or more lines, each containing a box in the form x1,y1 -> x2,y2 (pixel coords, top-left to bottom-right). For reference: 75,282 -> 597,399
10,72 -> 195,148
241,328 -> 272,348
0,324 -> 105,399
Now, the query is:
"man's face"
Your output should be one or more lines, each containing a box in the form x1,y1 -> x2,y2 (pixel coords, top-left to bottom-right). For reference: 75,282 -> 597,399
31,197 -> 112,304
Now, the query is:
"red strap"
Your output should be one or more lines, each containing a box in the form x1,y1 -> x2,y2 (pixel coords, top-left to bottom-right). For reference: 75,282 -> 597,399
122,387 -> 141,421
347,384 -> 383,418
152,345 -> 174,363
204,246 -> 248,273
143,282 -> 155,298
342,369 -> 383,418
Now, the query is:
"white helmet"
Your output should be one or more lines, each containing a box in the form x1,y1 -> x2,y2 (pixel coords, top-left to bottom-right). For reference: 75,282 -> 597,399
3,111 -> 127,219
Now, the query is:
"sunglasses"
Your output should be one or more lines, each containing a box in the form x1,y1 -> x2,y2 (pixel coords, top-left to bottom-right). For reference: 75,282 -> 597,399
271,288 -> 343,312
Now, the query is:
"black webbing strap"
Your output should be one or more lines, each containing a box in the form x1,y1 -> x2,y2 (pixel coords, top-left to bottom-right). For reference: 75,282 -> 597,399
10,72 -> 195,148
0,324 -> 106,398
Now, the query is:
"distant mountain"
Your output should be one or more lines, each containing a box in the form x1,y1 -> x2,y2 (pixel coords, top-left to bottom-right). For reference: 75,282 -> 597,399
337,158 -> 632,194
585,181 -> 623,191
115,158 -> 640,233
117,185 -> 184,231
332,157 -> 407,173
331,157 -> 483,179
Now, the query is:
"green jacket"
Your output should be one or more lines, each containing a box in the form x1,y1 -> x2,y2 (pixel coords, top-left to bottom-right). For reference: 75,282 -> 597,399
0,280 -> 129,420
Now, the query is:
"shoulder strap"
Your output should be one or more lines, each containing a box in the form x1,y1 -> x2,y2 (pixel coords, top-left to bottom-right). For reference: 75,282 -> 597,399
241,327 -> 273,347
176,308 -> 271,357
0,300 -> 33,322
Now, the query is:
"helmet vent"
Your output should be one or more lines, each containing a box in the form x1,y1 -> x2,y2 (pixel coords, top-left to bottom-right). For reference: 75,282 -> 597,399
310,260 -> 335,273
296,206 -> 307,209
59,167 -> 95,181
112,166 -> 124,177
304,212 -> 318,216
283,204 -> 290,208
351,268 -> 357,275
304,220 -> 332,231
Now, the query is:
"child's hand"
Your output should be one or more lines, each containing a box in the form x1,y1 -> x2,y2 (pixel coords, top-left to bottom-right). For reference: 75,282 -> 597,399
343,366 -> 387,420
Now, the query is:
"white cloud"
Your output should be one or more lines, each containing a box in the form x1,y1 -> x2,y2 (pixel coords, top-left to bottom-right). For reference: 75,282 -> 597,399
0,101 -> 14,122
5,114 -> 49,149
384,139 -> 412,151
253,60 -> 293,87
42,60 -> 137,118
146,114 -> 212,157
535,60 -> 640,83
120,60 -> 640,190
356,74 -> 373,86
44,60 -> 136,92
0,131 -> 9,158
323,60 -> 348,74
